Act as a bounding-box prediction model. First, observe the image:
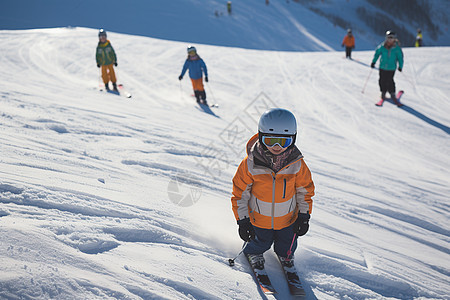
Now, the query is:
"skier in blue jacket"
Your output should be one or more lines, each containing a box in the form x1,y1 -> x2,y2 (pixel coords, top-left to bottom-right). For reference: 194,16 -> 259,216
178,46 -> 209,104
371,31 -> 404,102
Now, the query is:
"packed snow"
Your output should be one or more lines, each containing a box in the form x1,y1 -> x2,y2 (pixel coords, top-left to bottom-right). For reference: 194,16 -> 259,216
1,26 -> 449,300
1,1 -> 450,300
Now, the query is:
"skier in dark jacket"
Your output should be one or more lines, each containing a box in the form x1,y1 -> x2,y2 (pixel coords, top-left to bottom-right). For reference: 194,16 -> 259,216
178,46 -> 209,105
371,30 -> 404,102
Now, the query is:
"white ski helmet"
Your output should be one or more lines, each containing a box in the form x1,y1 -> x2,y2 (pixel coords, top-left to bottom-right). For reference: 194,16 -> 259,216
98,29 -> 107,37
258,108 -> 297,135
258,108 -> 297,148
187,45 -> 197,53
385,30 -> 396,39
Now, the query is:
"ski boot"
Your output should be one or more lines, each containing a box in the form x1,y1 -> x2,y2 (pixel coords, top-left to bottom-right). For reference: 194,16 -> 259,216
105,83 -> 110,91
390,91 -> 402,106
194,90 -> 201,103
200,90 -> 207,105
279,256 -> 295,268
112,82 -> 118,92
247,253 -> 265,270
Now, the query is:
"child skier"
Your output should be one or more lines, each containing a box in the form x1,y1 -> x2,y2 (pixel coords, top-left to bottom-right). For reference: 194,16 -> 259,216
415,28 -> 423,47
231,108 -> 315,271
371,30 -> 404,102
178,46 -> 209,105
96,29 -> 118,91
342,29 -> 355,59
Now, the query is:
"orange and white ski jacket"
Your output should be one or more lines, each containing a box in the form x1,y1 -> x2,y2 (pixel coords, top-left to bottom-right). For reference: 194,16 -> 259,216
342,35 -> 355,48
231,134 -> 315,230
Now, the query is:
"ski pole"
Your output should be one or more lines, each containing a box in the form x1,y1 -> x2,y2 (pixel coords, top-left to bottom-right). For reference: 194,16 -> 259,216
206,81 -> 218,105
179,80 -> 184,101
98,67 -> 103,88
228,241 -> 248,266
361,68 -> 373,94
286,233 -> 297,261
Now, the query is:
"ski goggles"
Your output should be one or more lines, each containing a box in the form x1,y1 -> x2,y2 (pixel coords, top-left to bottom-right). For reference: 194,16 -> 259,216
261,136 -> 293,148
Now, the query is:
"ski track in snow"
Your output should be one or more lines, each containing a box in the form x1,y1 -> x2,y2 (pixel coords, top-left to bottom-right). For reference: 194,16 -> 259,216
0,27 -> 449,299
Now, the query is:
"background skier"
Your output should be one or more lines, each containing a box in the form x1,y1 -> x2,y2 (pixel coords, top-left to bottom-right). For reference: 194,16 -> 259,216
371,30 -> 404,103
227,1 -> 232,15
415,28 -> 423,47
96,29 -> 118,91
178,46 -> 209,105
231,108 -> 315,271
342,29 -> 355,59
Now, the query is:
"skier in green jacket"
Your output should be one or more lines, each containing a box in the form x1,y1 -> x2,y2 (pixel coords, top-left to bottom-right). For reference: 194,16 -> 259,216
96,29 -> 118,91
371,30 -> 404,102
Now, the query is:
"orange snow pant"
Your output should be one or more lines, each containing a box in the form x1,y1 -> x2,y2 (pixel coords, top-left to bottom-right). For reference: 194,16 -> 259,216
190,78 -> 204,91
101,64 -> 117,84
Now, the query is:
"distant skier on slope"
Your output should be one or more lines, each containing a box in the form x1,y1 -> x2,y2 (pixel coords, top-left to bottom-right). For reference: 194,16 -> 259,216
342,28 -> 355,59
96,29 -> 118,91
227,1 -> 232,15
371,30 -> 404,103
415,28 -> 423,47
231,108 -> 315,270
178,45 -> 209,105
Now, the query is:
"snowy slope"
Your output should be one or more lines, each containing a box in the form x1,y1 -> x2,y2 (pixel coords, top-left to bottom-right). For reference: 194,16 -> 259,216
1,27 -> 449,299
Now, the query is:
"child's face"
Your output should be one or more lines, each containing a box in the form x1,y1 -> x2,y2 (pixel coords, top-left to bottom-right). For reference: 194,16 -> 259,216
267,144 -> 288,155
385,37 -> 395,46
188,51 -> 196,57
99,35 -> 106,42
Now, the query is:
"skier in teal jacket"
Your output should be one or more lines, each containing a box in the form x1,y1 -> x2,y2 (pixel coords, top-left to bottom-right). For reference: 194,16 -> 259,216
371,31 -> 404,101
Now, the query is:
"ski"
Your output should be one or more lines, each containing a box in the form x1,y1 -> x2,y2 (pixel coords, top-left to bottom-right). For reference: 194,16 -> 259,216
118,84 -> 132,98
191,95 -> 218,108
201,103 -> 219,108
99,87 -> 118,94
375,90 -> 404,107
196,100 -> 218,108
99,84 -> 131,98
277,256 -> 306,297
246,254 -> 277,295
375,98 -> 384,106
394,90 -> 404,107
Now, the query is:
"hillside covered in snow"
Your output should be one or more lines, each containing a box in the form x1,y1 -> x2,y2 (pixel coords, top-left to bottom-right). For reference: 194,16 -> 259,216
2,0 -> 450,51
1,1 -> 450,299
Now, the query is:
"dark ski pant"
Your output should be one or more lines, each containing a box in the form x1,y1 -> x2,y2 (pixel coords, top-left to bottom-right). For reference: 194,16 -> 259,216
379,69 -> 396,96
345,46 -> 352,58
244,223 -> 297,258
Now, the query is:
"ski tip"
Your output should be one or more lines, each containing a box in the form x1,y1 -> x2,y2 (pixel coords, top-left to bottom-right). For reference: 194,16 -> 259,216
263,290 -> 277,295
375,100 -> 384,107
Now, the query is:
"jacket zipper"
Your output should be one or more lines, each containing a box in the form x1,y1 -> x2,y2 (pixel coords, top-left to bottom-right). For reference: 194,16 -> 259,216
271,173 -> 276,229
265,158 -> 302,229
283,178 -> 287,199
